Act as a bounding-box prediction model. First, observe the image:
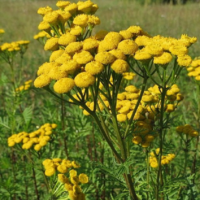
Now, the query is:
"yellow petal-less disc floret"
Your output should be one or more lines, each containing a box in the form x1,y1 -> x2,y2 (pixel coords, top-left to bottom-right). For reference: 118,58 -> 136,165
109,49 -> 126,60
118,39 -> 138,55
78,0 -> 93,13
48,66 -> 68,80
146,42 -> 163,56
34,75 -> 51,88
44,37 -> 59,51
56,10 -> 71,23
38,21 -> 51,31
119,30 -> 133,39
49,49 -> 64,62
64,3 -> 78,15
154,52 -> 173,65
38,6 -> 53,16
56,1 -> 70,9
60,60 -> 80,74
43,11 -> 59,25
70,25 -> 83,36
169,44 -> 188,56
134,48 -> 152,61
58,33 -> 77,46
85,61 -> 104,75
65,42 -> 83,54
73,14 -> 88,27
73,50 -> 93,64
111,59 -> 129,74
88,15 -> 100,26
95,52 -> 116,65
74,72 -> 95,88
83,38 -> 99,51
177,55 -> 192,67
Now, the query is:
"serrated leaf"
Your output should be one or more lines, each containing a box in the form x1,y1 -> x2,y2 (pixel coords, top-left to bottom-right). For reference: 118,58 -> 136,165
0,116 -> 10,129
22,106 -> 32,125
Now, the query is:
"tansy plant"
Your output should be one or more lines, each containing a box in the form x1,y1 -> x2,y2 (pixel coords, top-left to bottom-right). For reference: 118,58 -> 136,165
33,0 -> 198,199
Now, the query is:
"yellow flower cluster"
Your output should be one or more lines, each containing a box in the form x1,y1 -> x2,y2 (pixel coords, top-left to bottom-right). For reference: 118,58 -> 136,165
34,31 -> 51,40
176,124 -> 198,137
149,148 -> 175,168
15,80 -> 32,92
134,34 -> 196,67
187,58 -> 200,81
0,40 -> 30,53
43,158 -> 88,200
0,29 -> 5,34
7,123 -> 57,151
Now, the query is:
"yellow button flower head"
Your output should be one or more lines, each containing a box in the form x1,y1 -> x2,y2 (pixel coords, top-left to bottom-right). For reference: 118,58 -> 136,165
91,3 -> 99,14
118,39 -> 138,55
48,66 -> 68,80
45,167 -> 56,176
38,6 -> 53,16
58,33 -> 77,46
79,173 -> 89,184
166,104 -> 175,112
135,35 -> 151,47
73,50 -> 93,64
70,25 -> 83,36
127,26 -> 142,36
64,3 -> 78,15
177,55 -> 192,67
74,72 -> 95,88
191,59 -> 200,68
169,44 -> 188,56
134,48 -> 152,61
125,85 -> 139,93
56,10 -> 71,23
111,59 -> 129,74
179,34 -> 197,47
146,42 -> 163,56
57,164 -> 67,173
109,49 -> 126,60
83,38 -> 99,51
85,61 -> 104,75
119,30 -> 133,39
65,42 -> 83,55
43,11 -> 59,25
95,52 -> 116,65
60,60 -> 80,74
34,144 -> 42,151
38,21 -> 51,31
73,14 -> 88,27
53,78 -> 75,93
55,52 -> 72,64
0,29 -> 5,34
37,62 -> 57,76
117,114 -> 127,122
104,31 -> 122,46
50,49 -> 64,62
56,1 -> 70,9
88,15 -> 100,26
44,37 -> 59,51
154,52 -> 172,65
78,0 -> 94,13
34,74 -> 51,88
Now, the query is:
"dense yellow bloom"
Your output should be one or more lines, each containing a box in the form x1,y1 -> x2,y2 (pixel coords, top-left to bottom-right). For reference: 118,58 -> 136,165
44,37 -> 59,51
117,114 -> 127,122
135,35 -> 151,47
34,74 -> 51,88
169,44 -> 188,56
38,6 -> 53,16
125,85 -> 139,93
177,55 -> 192,67
79,174 -> 89,184
88,15 -> 100,26
146,43 -> 163,56
78,0 -> 93,13
111,59 -> 129,74
85,61 -> 104,75
73,14 -> 88,27
43,11 -> 59,25
65,42 -> 83,54
56,10 -> 71,23
127,26 -> 142,36
64,3 -> 78,15
95,52 -> 116,65
134,48 -> 152,61
48,66 -> 68,80
53,78 -> 75,93
122,72 -> 135,80
49,49 -> 64,62
34,31 -> 50,40
109,49 -> 126,60
118,39 -> 138,55
119,30 -> 133,39
55,52 -> 72,64
74,72 -> 95,88
154,52 -> 172,65
94,30 -> 108,40
38,21 -> 51,31
58,33 -> 77,46
104,32 -> 122,43
73,50 -> 93,64
60,60 -> 80,74
70,25 -> 83,36
56,1 -> 70,9
45,167 -> 56,176
83,38 -> 99,51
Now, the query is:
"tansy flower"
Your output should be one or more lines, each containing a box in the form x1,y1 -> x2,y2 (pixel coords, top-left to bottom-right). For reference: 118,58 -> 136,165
169,44 -> 188,56
65,42 -> 83,54
70,25 -> 83,36
177,55 -> 192,67
73,14 -> 88,27
55,52 -> 72,64
64,3 -> 78,15
117,114 -> 127,122
73,50 -> 93,64
104,32 -> 122,44
56,10 -> 71,23
95,52 -> 116,65
49,49 -> 64,62
38,21 -> 51,31
34,75 -> 51,88
111,59 -> 129,74
146,42 -> 163,56
56,1 -> 71,9
119,30 -> 133,39
60,60 -> 80,74
78,0 -> 93,13
122,72 -> 135,80
134,48 -> 152,61
88,15 -> 100,26
74,72 -> 95,88
58,33 -> 77,46
135,35 -> 151,47
79,174 -> 89,184
44,37 -> 59,51
125,85 -> 139,93
53,78 -> 75,93
43,11 -> 59,25
154,52 -> 172,65
109,49 -> 126,60
83,38 -> 99,51
37,6 -> 53,16
127,26 -> 142,36
85,61 -> 104,75
94,30 -> 108,40
48,66 -> 68,80
118,39 -> 138,55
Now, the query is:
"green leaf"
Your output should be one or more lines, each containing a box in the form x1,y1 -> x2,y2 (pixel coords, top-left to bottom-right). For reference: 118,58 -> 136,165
22,106 -> 33,125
